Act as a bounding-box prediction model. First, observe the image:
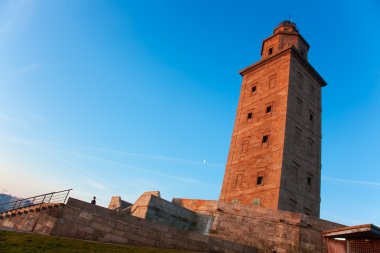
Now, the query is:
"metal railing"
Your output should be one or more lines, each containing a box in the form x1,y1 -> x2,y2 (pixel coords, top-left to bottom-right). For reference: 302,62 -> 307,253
0,189 -> 72,214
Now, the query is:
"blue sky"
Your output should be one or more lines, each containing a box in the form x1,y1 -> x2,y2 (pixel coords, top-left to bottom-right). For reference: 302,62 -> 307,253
0,0 -> 379,226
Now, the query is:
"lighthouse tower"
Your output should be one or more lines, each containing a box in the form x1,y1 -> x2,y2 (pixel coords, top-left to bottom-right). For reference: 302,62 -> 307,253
219,21 -> 326,217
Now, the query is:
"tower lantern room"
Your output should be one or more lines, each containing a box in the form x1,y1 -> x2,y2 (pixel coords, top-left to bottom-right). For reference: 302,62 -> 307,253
261,20 -> 310,60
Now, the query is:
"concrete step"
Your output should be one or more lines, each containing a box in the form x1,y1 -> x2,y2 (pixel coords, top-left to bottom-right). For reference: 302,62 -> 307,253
0,203 -> 65,220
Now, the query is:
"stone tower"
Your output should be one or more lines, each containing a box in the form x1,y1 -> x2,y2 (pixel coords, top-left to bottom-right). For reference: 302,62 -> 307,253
219,21 -> 326,217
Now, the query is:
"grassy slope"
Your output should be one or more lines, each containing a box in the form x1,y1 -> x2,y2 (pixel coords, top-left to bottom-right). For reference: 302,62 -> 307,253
0,231 -> 196,253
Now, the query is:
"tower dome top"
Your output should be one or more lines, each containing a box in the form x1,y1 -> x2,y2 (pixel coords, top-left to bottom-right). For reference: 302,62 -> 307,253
274,20 -> 299,33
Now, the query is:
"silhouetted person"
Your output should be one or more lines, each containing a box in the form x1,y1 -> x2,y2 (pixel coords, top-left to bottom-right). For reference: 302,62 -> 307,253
91,196 -> 96,205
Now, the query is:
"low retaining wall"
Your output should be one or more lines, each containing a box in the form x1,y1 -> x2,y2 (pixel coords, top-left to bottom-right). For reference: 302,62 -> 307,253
131,192 -> 198,231
0,204 -> 62,234
1,196 -> 344,253
0,198 -> 257,253
173,199 -> 343,253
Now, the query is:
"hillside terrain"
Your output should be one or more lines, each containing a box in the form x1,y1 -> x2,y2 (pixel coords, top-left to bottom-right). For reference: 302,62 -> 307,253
0,230 -> 198,253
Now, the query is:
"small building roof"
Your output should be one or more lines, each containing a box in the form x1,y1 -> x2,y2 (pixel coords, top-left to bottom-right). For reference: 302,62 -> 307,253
323,224 -> 380,239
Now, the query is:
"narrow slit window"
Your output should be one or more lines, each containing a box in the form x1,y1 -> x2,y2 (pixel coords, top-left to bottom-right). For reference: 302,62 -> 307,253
257,176 -> 263,185
309,111 -> 314,130
266,105 -> 272,113
268,48 -> 273,55
307,173 -> 313,191
262,135 -> 269,143
247,112 -> 253,120
251,85 -> 256,93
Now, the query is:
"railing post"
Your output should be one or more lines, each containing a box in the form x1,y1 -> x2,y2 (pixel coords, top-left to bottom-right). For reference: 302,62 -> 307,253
12,200 -> 18,210
40,195 -> 46,209
0,189 -> 72,213
63,189 -> 71,204
17,199 -> 23,209
46,193 -> 53,204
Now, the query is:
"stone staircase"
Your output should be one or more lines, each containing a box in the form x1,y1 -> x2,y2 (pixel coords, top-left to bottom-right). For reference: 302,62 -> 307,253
0,202 -> 65,220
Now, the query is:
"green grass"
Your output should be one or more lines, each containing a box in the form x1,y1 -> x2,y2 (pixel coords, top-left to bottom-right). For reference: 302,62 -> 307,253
0,230 -> 196,253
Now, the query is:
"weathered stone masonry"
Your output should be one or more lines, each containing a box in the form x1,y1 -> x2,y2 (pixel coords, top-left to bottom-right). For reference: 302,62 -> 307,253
219,20 -> 325,218
0,197 -> 258,253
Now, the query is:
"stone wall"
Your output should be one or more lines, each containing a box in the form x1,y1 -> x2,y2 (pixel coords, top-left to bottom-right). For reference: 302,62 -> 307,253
0,198 -> 258,253
173,199 -> 343,253
172,198 -> 217,216
108,196 -> 132,211
212,202 -> 342,253
131,192 -> 198,231
0,204 -> 62,234
1,195 -> 344,253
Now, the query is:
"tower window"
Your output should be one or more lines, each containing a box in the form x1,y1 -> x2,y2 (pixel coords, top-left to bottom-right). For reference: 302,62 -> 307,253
309,111 -> 314,129
307,174 -> 313,191
256,176 -> 263,185
247,110 -> 254,123
251,85 -> 257,93
265,102 -> 273,116
268,47 -> 273,55
262,135 -> 269,144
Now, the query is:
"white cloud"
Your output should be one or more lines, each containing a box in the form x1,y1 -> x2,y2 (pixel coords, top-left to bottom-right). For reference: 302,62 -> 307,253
29,114 -> 47,122
0,0 -> 36,39
11,63 -> 41,77
322,211 -> 366,226
0,131 -> 30,145
86,178 -> 107,190
64,150 -> 217,188
0,131 -> 219,202
0,114 -> 18,123
88,146 -> 225,168
322,176 -> 380,187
